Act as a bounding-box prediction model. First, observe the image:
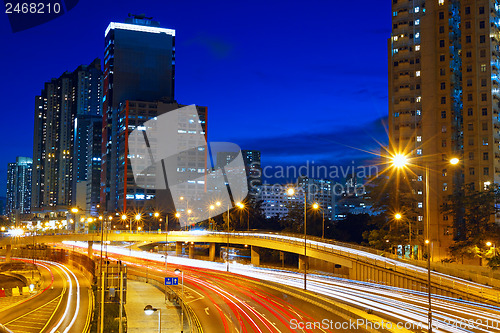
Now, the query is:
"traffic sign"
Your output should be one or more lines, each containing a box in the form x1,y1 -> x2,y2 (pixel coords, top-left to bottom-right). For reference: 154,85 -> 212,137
164,277 -> 179,285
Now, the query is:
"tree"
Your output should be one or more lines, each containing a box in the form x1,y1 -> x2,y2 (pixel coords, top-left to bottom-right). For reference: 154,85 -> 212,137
441,184 -> 500,264
362,172 -> 420,250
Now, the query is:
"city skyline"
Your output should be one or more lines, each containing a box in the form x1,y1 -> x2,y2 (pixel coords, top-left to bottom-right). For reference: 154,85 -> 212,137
0,0 -> 391,195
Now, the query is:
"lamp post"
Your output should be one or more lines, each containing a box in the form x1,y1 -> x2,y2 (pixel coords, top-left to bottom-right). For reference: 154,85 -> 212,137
209,205 -> 215,231
144,305 -> 161,333
236,201 -> 245,231
286,187 -> 318,290
394,212 -> 411,258
174,269 -> 184,333
390,153 -> 459,333
134,214 -> 141,232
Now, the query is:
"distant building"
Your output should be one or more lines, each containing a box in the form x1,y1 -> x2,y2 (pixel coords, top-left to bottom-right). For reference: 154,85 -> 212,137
258,184 -> 304,219
101,15 -> 176,211
6,157 -> 32,221
32,59 -> 102,217
297,177 -> 335,220
334,177 -> 371,219
216,150 -> 262,198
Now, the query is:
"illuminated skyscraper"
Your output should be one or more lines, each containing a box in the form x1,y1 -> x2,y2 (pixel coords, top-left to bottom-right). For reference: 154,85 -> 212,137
6,157 -> 32,220
101,15 -> 175,211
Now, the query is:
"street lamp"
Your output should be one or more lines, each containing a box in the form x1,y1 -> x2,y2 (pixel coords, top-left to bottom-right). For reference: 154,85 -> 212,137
143,305 -> 161,333
209,205 -> 215,231
391,152 -> 460,333
134,214 -> 141,232
425,239 -> 432,332
174,269 -> 184,333
236,201 -> 245,230
286,186 -> 310,290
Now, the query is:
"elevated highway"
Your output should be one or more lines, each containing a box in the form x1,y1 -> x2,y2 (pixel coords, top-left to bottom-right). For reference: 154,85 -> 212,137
2,230 -> 499,303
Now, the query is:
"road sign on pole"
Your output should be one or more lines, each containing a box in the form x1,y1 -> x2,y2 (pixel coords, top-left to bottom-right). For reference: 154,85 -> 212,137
164,277 -> 179,285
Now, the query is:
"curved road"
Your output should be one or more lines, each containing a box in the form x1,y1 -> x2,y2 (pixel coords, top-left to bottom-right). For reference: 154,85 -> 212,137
0,259 -> 91,333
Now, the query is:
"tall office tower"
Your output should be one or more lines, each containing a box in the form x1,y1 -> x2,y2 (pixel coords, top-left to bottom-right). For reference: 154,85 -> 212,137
6,157 -> 32,221
101,15 -> 176,211
389,1 -> 500,260
32,59 -> 103,216
115,100 -> 207,213
297,177 -> 335,220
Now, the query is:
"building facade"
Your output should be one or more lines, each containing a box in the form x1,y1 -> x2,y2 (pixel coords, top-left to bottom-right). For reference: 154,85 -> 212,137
32,59 -> 102,216
101,15 -> 176,212
297,177 -> 335,220
258,184 -> 304,219
389,0 -> 500,259
115,100 -> 207,213
6,157 -> 32,220
216,150 -> 262,197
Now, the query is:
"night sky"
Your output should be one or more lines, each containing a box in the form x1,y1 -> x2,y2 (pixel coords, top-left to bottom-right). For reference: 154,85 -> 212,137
0,0 -> 391,195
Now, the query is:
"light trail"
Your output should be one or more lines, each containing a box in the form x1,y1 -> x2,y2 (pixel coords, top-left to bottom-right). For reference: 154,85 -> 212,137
62,240 -> 500,333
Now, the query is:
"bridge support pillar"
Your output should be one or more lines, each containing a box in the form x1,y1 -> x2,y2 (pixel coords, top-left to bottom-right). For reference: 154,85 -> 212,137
87,241 -> 93,258
298,255 -> 308,270
209,243 -> 216,261
251,246 -> 260,266
176,242 -> 182,255
189,243 -> 194,259
5,244 -> 11,263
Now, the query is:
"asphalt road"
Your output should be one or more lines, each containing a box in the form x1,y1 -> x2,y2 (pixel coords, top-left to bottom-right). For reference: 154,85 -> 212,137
0,259 -> 91,333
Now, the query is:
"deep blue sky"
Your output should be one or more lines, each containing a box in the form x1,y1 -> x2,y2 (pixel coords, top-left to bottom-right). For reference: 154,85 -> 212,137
0,0 -> 391,194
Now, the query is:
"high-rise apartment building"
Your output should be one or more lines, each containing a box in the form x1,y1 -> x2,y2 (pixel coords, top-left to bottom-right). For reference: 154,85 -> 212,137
297,176 -> 335,220
32,59 -> 102,217
389,0 -> 500,259
101,15 -> 175,211
6,157 -> 32,220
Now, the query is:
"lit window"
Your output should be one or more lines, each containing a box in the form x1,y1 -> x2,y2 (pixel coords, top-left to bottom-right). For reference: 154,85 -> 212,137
438,0 -> 444,5
415,32 -> 420,38
416,136 -> 422,142
415,45 -> 420,51
415,6 -> 420,12
416,110 -> 421,115
416,96 -> 421,102
393,36 -> 399,41
418,202 -> 423,208
415,19 -> 420,25
418,216 -> 423,221
417,149 -> 422,155
416,70 -> 421,77
443,183 -> 448,191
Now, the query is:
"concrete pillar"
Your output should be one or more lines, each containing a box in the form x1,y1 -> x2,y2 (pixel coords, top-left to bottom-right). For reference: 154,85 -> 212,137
298,255 -> 308,270
209,243 -> 216,261
176,242 -> 182,255
87,241 -> 93,258
5,244 -> 11,263
251,246 -> 261,266
189,243 -> 194,259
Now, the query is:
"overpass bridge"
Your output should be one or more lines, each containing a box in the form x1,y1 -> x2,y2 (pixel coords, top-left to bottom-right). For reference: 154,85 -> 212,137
1,230 -> 499,303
